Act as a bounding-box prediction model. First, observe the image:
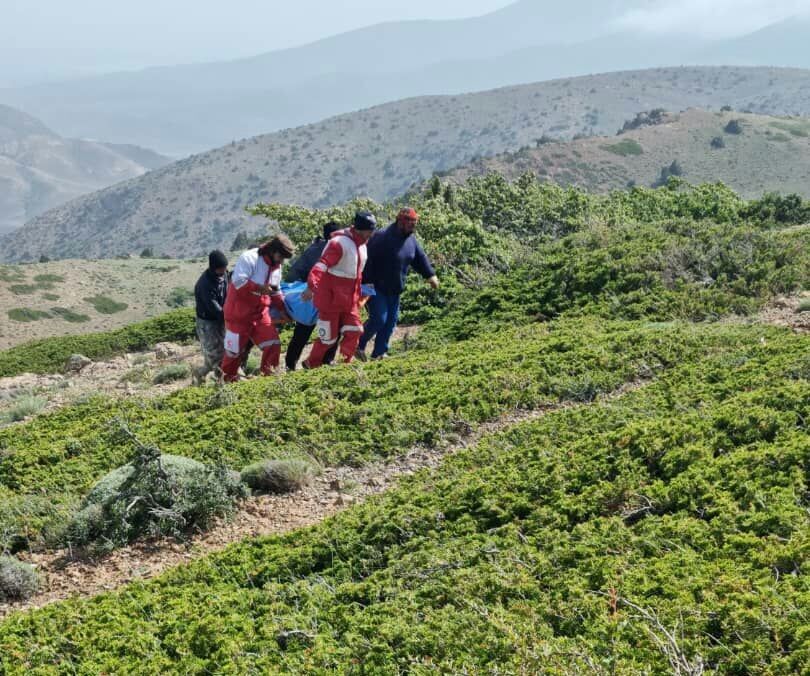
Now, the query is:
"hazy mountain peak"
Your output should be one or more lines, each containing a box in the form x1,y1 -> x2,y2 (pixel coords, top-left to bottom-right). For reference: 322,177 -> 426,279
0,103 -> 55,143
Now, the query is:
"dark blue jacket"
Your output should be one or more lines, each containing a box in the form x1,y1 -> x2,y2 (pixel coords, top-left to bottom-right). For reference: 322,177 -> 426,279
194,269 -> 228,321
285,237 -> 328,283
363,224 -> 436,296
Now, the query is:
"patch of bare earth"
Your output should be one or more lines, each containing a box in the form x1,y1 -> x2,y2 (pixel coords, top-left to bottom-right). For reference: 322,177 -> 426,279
757,293 -> 810,333
0,381 -> 644,618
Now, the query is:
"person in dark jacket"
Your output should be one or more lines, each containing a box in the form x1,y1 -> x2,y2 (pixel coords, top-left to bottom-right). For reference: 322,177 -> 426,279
357,208 -> 438,360
284,222 -> 340,370
192,250 -> 229,383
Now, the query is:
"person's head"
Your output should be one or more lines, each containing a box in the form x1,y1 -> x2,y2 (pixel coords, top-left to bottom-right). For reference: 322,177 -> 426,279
258,234 -> 296,265
352,211 -> 377,243
208,249 -> 228,277
322,221 -> 340,240
396,207 -> 419,236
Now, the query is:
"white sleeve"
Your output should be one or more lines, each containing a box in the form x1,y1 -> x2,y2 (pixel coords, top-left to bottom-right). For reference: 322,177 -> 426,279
231,250 -> 258,289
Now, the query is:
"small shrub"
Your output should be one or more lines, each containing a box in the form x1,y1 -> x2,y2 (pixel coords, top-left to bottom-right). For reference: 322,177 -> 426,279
724,119 -> 743,135
9,284 -> 38,295
0,556 -> 39,601
50,308 -> 91,323
2,396 -> 47,423
710,136 -> 725,149
7,308 -> 50,322
33,274 -> 64,284
140,247 -> 155,258
166,287 -> 194,308
67,447 -> 246,549
240,459 -> 316,494
41,293 -> 60,301
120,365 -> 152,384
601,139 -> 643,156
153,363 -> 190,384
84,295 -> 128,314
797,299 -> 810,313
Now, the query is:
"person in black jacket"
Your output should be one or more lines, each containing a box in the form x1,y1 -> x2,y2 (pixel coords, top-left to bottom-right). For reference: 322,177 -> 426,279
192,250 -> 229,383
284,221 -> 340,370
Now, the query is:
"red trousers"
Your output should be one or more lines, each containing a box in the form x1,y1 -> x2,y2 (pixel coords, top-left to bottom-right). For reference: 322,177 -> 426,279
220,312 -> 280,381
306,309 -> 363,367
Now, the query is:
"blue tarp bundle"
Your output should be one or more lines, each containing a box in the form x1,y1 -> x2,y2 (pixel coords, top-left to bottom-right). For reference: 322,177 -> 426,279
273,282 -> 376,326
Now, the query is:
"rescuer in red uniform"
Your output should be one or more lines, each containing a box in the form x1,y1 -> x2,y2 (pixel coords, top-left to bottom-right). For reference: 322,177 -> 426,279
302,211 -> 376,368
220,235 -> 295,381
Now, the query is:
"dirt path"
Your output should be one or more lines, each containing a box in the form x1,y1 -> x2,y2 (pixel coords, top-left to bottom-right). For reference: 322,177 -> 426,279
0,382 -> 643,618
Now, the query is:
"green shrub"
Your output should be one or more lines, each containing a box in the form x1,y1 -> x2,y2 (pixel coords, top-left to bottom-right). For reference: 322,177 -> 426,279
7,308 -> 50,322
0,556 -> 39,601
601,139 -> 643,156
0,308 -> 195,377
798,298 -> 810,313
240,459 -> 316,494
50,308 -> 91,323
9,284 -> 39,295
66,447 -> 246,550
153,363 -> 190,384
41,293 -> 60,301
33,274 -> 64,284
1,396 -> 47,423
166,287 -> 194,308
1,332 -> 806,672
84,295 -> 128,314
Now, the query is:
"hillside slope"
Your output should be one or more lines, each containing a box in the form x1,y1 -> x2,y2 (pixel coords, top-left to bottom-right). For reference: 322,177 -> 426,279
0,105 -> 169,234
0,175 -> 806,672
4,66 -> 810,263
442,108 -> 810,196
0,258 -> 202,350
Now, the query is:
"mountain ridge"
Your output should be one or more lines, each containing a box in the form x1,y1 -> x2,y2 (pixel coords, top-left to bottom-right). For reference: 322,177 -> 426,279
3,66 -> 810,262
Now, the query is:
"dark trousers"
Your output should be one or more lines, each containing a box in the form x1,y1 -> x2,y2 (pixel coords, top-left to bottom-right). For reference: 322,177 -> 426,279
285,322 -> 336,370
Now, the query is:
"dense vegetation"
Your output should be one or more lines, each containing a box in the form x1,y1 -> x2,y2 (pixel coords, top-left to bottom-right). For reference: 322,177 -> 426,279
0,319 -> 713,551
0,326 -> 806,673
0,175 -> 806,672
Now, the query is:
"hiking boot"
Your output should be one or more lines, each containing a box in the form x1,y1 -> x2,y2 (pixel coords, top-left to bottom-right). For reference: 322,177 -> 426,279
371,353 -> 388,361
301,360 -> 312,370
355,349 -> 368,362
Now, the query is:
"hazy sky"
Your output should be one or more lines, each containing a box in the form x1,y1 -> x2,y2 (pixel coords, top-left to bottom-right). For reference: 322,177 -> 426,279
2,1 -> 510,68
2,0 -> 809,85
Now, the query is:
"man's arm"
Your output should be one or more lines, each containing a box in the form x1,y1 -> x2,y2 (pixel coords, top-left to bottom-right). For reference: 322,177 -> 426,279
412,242 -> 439,288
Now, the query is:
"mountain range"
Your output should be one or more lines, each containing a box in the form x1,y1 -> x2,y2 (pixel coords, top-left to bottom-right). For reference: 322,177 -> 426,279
3,66 -> 810,263
0,105 -> 169,234
1,3 -> 809,156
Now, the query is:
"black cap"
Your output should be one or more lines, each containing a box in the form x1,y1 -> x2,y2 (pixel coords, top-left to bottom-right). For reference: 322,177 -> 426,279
209,250 -> 228,270
353,211 -> 377,231
323,221 -> 340,240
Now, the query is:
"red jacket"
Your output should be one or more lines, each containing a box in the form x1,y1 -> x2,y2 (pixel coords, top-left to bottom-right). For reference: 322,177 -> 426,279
308,229 -> 368,314
223,248 -> 285,330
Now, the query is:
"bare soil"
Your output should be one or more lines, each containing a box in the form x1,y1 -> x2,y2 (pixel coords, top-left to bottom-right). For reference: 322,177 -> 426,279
756,292 -> 810,333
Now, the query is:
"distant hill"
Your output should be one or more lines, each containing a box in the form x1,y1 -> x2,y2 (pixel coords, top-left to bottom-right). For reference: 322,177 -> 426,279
0,256 -> 202,350
0,104 -> 170,234
440,108 -> 810,198
3,66 -> 810,263
696,16 -> 810,69
2,4 -> 809,157
0,0 -> 652,155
